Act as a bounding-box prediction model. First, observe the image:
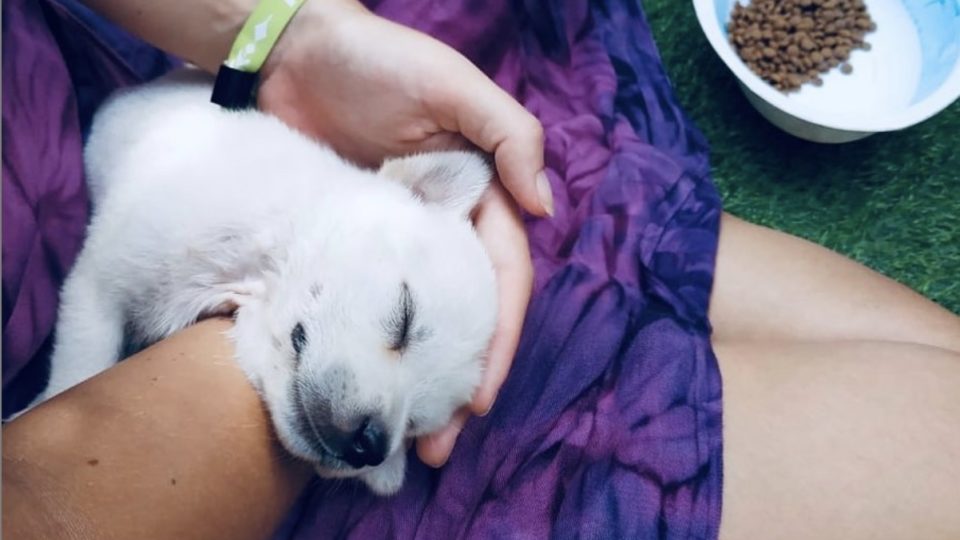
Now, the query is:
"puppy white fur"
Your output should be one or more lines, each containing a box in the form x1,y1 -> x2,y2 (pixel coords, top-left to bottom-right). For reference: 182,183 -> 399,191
36,69 -> 497,495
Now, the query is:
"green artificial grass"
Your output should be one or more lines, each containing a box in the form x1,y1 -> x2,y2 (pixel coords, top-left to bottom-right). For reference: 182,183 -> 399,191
644,1 -> 960,314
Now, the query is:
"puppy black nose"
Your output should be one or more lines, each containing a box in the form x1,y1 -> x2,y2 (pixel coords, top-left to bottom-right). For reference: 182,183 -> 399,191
341,417 -> 387,468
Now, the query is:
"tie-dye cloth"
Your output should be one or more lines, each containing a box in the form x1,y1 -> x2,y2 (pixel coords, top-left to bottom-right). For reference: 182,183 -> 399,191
3,0 -> 724,538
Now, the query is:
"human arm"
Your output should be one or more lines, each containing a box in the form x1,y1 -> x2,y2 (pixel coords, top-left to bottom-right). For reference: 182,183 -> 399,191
79,0 -> 551,214
3,320 -> 312,540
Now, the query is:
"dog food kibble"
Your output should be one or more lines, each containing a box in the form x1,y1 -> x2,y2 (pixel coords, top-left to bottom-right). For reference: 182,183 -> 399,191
727,0 -> 876,93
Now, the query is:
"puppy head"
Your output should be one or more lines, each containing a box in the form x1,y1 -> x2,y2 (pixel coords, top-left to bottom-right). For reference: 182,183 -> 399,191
233,151 -> 497,495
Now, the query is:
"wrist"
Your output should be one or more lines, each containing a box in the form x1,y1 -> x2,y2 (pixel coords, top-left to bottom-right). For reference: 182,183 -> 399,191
260,0 -> 369,80
212,0 -> 324,108
195,0 -> 259,73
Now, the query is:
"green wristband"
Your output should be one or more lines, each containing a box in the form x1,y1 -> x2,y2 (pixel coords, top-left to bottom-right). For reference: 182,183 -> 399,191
226,0 -> 305,72
211,0 -> 305,109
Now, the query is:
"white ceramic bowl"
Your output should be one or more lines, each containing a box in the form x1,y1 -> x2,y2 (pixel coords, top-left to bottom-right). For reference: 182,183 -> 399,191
693,0 -> 960,143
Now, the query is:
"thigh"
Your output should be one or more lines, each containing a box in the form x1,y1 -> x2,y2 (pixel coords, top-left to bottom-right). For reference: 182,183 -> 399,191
715,340 -> 960,540
710,213 -> 960,352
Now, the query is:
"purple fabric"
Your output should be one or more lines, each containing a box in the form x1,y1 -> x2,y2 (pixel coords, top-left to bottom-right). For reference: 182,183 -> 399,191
3,0 -> 723,537
2,0 -> 176,413
2,0 -> 87,407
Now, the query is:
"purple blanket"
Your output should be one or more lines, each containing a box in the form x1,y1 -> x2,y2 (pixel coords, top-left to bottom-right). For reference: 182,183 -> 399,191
3,0 -> 723,538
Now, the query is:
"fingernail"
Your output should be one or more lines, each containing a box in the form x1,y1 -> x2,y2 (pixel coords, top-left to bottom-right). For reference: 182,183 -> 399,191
535,171 -> 555,217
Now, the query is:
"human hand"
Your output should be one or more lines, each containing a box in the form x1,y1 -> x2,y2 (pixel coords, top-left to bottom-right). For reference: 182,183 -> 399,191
258,1 -> 552,216
257,1 -> 547,466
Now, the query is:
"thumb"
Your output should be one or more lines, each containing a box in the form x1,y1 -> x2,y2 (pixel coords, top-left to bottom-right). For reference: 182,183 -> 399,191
494,116 -> 554,217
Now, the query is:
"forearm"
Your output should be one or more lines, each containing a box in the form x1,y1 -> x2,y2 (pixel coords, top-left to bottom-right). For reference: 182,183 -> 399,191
79,0 -> 367,73
2,319 -> 312,540
79,0 -> 251,72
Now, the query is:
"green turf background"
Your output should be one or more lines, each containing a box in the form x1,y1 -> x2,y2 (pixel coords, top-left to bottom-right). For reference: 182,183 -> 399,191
643,1 -> 960,314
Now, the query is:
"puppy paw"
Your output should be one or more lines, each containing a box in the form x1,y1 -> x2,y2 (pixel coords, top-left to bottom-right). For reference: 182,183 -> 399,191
361,450 -> 407,496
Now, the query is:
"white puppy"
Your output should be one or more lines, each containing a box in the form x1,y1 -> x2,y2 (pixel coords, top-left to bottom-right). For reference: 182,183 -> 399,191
35,69 -> 497,495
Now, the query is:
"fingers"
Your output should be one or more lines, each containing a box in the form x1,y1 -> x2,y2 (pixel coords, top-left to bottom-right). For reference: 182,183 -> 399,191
415,185 -> 533,468
432,65 -> 552,217
470,185 -> 533,415
470,266 -> 531,415
416,407 -> 470,467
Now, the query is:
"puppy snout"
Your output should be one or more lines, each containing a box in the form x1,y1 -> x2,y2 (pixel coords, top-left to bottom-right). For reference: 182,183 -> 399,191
295,368 -> 389,468
343,417 -> 388,468
313,416 -> 388,468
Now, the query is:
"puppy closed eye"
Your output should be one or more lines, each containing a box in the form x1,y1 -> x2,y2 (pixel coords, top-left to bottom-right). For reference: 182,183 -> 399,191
291,322 -> 307,357
387,283 -> 415,352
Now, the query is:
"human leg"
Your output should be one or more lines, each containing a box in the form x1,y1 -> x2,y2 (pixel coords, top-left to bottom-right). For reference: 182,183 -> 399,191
710,214 -> 960,352
716,340 -> 960,540
711,214 -> 960,538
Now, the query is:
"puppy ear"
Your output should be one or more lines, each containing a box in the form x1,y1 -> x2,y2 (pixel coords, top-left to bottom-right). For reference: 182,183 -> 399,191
190,228 -> 279,316
378,151 -> 492,217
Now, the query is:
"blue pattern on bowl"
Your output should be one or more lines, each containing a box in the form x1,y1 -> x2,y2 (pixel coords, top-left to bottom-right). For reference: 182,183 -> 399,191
908,0 -> 960,102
